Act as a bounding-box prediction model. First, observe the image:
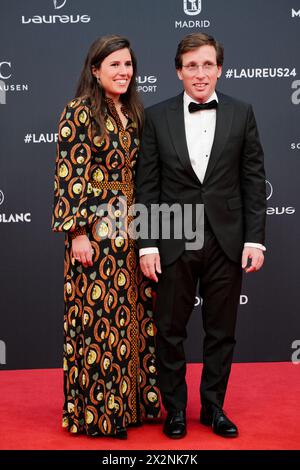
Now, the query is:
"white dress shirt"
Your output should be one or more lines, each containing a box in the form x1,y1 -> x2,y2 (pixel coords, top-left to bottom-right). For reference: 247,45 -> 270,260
184,90 -> 217,183
139,91 -> 265,256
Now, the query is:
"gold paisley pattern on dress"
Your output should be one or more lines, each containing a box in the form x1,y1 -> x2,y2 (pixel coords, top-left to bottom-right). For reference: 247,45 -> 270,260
52,97 -> 160,436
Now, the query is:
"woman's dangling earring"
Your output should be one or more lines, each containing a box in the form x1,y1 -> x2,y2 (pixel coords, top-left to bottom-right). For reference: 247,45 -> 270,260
96,76 -> 102,87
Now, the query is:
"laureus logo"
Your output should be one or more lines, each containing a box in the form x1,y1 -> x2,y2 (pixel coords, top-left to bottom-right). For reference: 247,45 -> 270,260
183,0 -> 202,15
265,180 -> 296,216
21,0 -> 91,24
53,0 -> 67,9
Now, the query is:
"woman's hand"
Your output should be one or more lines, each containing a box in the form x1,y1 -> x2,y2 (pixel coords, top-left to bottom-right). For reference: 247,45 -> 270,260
72,235 -> 93,267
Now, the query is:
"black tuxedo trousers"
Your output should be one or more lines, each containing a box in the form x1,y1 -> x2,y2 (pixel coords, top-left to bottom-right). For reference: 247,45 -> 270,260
154,221 -> 242,412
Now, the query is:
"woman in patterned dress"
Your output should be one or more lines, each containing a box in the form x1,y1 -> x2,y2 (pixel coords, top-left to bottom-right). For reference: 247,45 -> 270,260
52,35 -> 160,439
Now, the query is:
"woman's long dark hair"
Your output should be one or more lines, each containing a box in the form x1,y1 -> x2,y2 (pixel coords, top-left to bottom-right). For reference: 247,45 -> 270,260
75,35 -> 144,137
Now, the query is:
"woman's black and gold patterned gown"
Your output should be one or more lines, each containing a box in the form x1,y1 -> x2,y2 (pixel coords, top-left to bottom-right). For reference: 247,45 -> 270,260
52,97 -> 160,436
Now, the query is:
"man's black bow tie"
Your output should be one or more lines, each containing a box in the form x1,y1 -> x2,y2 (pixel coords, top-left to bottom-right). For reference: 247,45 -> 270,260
188,100 -> 218,113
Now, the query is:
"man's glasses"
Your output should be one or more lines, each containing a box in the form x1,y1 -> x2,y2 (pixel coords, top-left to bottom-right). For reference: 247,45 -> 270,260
182,63 -> 218,74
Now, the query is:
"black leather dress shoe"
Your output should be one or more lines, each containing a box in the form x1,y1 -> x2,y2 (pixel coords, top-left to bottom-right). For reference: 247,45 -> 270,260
163,410 -> 187,439
200,405 -> 238,437
114,426 -> 128,439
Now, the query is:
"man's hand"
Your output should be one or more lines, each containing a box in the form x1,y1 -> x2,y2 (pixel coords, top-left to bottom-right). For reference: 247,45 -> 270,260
242,247 -> 264,273
72,235 -> 93,268
140,253 -> 162,282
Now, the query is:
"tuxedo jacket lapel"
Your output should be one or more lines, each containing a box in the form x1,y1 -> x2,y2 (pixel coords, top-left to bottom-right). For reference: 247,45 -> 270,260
165,92 -> 234,185
203,92 -> 234,184
166,93 -> 201,184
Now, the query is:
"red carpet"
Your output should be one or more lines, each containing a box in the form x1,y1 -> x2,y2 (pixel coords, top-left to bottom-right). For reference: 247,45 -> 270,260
0,363 -> 299,450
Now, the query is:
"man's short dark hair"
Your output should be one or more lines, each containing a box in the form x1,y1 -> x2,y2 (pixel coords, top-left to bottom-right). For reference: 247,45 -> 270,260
175,33 -> 224,69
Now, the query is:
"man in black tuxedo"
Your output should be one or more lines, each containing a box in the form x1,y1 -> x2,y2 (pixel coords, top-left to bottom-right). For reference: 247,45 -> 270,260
135,33 -> 266,438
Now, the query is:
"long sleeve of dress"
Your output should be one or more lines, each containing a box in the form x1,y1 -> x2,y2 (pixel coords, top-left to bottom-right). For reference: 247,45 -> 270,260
52,99 -> 96,234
